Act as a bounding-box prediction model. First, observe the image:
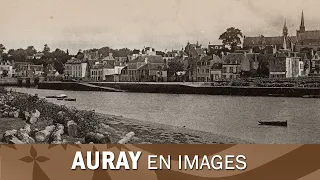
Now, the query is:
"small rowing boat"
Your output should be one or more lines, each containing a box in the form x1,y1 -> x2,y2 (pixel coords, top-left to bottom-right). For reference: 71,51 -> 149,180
56,94 -> 68,98
268,94 -> 285,97
64,98 -> 76,102
258,121 -> 287,127
302,95 -> 320,98
45,96 -> 57,98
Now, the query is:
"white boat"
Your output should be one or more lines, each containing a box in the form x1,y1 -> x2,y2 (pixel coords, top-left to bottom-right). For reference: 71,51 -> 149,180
56,94 -> 68,98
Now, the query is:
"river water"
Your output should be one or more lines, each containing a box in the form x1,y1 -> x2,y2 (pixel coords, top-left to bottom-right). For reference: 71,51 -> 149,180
8,87 -> 320,144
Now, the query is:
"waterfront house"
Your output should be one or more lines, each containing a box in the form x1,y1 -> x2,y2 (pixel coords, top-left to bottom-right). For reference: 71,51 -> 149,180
297,53 -> 309,76
241,53 -> 260,77
197,56 -> 212,82
13,62 -> 43,78
136,55 -> 166,82
13,62 -> 29,77
210,55 -> 223,81
120,66 -> 129,82
309,51 -> 320,76
184,43 -> 206,82
64,58 -> 88,79
127,58 -> 138,81
114,60 -> 126,82
44,63 -> 61,81
125,55 -> 166,82
90,62 -> 116,81
221,53 -> 243,79
268,51 -> 301,78
101,53 -> 115,66
0,60 -> 13,78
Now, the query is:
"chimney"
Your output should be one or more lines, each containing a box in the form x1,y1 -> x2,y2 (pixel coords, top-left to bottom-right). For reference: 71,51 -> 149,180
273,45 -> 277,54
249,48 -> 253,53
311,49 -> 314,57
109,52 -> 113,57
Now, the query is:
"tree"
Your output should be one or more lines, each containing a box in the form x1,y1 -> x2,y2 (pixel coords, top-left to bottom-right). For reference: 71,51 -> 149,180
219,27 -> 243,52
132,49 -> 140,54
0,44 -> 5,54
0,44 -> 6,61
53,59 -> 64,74
8,48 -> 27,62
76,49 -> 84,60
112,48 -> 132,57
43,44 -> 50,53
168,58 -> 184,81
98,46 -> 111,57
26,46 -> 37,56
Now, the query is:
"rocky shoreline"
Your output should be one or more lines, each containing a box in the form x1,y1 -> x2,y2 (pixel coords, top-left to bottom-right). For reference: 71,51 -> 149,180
0,87 -> 251,144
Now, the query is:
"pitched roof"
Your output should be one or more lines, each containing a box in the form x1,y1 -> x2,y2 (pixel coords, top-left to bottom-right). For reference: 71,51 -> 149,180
243,36 -> 296,46
222,53 -> 245,64
195,48 -> 205,56
245,53 -> 259,62
136,55 -> 163,63
299,30 -> 320,40
198,56 -> 212,62
91,62 -> 114,69
137,63 -> 163,70
66,58 -> 83,64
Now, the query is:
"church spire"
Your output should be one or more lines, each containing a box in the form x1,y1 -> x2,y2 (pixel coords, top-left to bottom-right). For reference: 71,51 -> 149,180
300,10 -> 305,32
283,19 -> 288,37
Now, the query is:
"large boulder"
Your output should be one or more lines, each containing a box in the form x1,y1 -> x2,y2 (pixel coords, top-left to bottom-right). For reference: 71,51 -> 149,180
96,123 -> 117,135
2,129 -> 17,143
9,136 -> 24,144
29,110 -> 40,124
23,111 -> 31,121
13,110 -> 20,118
85,132 -> 111,144
67,120 -> 79,137
16,131 -> 35,144
118,132 -> 135,144
50,124 -> 64,143
35,125 -> 56,142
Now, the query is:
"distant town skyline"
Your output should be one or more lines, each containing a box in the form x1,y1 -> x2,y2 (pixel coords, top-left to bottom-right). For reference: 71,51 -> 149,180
1,0 -> 320,54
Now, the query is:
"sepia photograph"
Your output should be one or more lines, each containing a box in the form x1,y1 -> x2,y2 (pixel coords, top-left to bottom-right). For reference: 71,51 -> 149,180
0,0 -> 319,145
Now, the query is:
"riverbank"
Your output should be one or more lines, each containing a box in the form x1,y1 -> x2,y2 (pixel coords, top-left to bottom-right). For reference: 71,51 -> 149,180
0,88 -> 250,144
38,81 -> 320,98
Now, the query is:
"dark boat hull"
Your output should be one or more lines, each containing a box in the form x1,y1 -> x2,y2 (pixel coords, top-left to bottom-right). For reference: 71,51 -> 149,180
45,96 -> 57,98
258,121 -> 287,127
64,98 -> 76,101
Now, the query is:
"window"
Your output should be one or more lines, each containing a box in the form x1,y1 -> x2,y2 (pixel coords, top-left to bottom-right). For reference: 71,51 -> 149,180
206,69 -> 209,73
230,67 -> 234,73
223,67 -> 227,73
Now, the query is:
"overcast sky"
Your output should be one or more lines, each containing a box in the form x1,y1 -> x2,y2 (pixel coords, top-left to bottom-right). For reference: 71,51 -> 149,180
1,0 -> 320,54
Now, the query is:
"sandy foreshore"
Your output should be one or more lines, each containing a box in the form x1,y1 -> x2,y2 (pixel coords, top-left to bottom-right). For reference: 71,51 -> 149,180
96,113 -> 253,144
